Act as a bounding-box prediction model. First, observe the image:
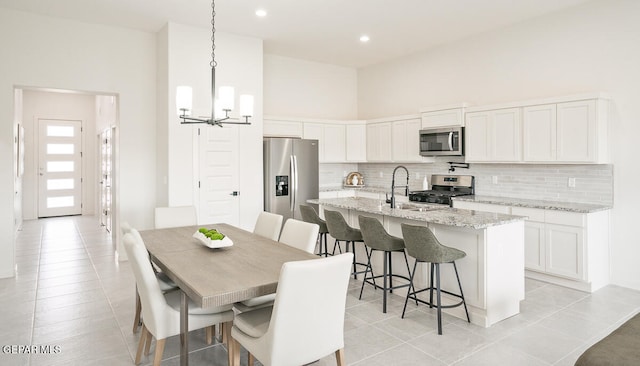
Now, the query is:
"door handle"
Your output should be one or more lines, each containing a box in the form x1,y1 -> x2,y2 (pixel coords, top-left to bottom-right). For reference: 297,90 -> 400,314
229,191 -> 239,196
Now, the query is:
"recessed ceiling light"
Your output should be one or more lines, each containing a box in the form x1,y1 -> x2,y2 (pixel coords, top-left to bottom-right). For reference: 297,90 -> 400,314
359,35 -> 370,43
255,9 -> 267,17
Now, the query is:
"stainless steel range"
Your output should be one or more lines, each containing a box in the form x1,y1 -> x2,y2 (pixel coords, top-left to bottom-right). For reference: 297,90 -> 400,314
409,174 -> 475,206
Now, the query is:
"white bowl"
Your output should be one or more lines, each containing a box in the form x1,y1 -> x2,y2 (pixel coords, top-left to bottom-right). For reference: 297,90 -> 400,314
192,231 -> 234,248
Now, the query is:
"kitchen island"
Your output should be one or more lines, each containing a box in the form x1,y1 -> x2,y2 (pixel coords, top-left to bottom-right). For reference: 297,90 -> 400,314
308,197 -> 527,327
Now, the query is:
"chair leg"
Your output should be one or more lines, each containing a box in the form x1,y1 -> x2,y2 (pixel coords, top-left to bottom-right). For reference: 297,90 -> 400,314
403,251 -> 419,306
133,287 -> 142,333
332,239 -> 342,255
358,247 -> 375,300
435,263 -> 443,335
206,326 -> 213,345
453,261 -> 471,323
323,232 -> 328,257
335,348 -> 345,366
248,352 -> 256,366
231,336 -> 241,366
382,251 -> 389,313
222,322 -> 233,366
135,325 -> 147,365
144,327 -> 152,355
153,338 -> 166,366
402,261 -> 419,318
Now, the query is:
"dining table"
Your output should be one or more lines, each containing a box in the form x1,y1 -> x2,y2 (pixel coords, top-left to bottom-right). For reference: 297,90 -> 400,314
139,223 -> 318,366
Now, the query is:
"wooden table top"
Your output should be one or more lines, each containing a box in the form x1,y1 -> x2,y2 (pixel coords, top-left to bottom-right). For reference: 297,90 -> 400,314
139,223 -> 317,308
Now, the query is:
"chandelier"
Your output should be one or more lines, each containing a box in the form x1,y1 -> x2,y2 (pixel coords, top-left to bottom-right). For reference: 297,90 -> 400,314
176,0 -> 254,126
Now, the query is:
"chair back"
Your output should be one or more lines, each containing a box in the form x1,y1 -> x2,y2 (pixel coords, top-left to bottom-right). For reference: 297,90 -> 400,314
401,223 -> 452,263
121,221 -> 132,235
279,219 -> 319,254
266,253 -> 353,365
299,205 -> 328,233
253,211 -> 284,241
324,209 -> 362,241
358,215 -> 404,251
123,230 -> 173,338
154,206 -> 197,229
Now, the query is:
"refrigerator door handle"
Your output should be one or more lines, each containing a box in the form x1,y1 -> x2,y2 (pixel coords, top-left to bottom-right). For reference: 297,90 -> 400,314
290,155 -> 295,212
291,155 -> 299,213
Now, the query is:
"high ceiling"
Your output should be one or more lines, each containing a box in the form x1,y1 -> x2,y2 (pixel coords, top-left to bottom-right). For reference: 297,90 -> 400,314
0,0 -> 591,68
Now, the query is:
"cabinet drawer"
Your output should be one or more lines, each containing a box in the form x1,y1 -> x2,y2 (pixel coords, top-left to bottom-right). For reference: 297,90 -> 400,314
512,207 -> 545,222
545,210 -> 585,227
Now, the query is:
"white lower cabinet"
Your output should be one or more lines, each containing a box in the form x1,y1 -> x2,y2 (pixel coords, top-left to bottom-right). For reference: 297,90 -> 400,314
454,201 -> 609,292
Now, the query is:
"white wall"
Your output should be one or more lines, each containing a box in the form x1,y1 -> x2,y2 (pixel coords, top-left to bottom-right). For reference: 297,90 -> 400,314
21,90 -> 97,219
358,0 -> 640,290
163,23 -> 264,230
0,8 -> 157,277
264,55 -> 358,119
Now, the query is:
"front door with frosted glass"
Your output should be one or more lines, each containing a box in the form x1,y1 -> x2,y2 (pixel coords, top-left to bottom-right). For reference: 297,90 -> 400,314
38,119 -> 82,217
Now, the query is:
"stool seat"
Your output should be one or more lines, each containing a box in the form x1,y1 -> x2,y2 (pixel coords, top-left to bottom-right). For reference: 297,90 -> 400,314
400,223 -> 470,335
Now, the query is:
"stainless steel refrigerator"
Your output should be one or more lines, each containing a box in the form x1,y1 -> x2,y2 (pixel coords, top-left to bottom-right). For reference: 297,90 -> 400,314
264,138 -> 319,221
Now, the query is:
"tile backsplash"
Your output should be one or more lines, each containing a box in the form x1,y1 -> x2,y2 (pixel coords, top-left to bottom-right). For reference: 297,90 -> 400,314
326,157 -> 613,205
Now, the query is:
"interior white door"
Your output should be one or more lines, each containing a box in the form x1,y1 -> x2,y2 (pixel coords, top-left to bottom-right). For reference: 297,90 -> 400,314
198,125 -> 240,226
38,119 -> 83,217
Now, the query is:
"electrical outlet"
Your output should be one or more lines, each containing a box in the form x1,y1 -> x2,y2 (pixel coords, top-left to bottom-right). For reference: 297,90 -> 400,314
492,176 -> 498,184
568,177 -> 576,188
379,171 -> 384,178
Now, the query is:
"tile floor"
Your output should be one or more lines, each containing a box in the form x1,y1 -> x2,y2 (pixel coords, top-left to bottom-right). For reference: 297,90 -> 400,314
1,215 -> 639,366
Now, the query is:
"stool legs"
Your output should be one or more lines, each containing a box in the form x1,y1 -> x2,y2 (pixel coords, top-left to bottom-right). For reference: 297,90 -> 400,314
359,249 -> 412,313
402,260 -> 469,335
316,232 -> 329,257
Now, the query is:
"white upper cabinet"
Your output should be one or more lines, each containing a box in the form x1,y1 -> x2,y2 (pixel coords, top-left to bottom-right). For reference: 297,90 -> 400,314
466,94 -> 609,164
345,123 -> 367,162
263,118 -> 303,138
523,99 -> 607,163
465,108 -> 521,162
366,122 -> 392,162
523,104 -> 556,161
392,118 -> 423,162
421,105 -> 465,128
303,122 -> 346,163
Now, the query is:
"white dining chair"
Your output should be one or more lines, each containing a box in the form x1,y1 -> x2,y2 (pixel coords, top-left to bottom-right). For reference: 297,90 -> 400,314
278,219 -> 319,254
234,219 -> 319,313
154,206 -> 197,228
122,222 -> 178,334
230,253 -> 353,366
123,231 -> 235,366
253,211 -> 283,241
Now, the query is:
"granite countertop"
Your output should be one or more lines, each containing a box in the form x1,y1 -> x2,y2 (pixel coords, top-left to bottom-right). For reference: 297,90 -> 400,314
320,186 -> 387,193
452,195 -> 612,213
308,197 -> 526,229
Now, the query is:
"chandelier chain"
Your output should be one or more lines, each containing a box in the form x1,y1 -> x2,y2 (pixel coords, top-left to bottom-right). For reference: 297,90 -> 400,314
211,0 -> 216,68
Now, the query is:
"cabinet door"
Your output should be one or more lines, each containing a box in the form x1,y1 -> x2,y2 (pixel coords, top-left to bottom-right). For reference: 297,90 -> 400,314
556,100 -> 596,162
391,121 -> 406,162
492,108 -> 521,161
405,119 -> 423,161
263,120 -> 303,138
465,112 -> 491,161
303,123 -> 324,161
523,221 -> 545,271
523,104 -> 556,161
323,124 -> 346,162
367,123 -> 392,162
545,224 -> 584,280
421,109 -> 463,128
346,124 -> 367,162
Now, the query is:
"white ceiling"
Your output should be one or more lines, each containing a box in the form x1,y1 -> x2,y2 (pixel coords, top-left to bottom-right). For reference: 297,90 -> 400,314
0,0 -> 591,68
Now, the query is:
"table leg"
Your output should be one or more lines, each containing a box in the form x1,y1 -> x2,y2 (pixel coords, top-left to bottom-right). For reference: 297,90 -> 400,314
180,290 -> 189,366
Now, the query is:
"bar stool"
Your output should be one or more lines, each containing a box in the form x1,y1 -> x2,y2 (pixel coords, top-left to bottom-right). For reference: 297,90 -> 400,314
400,223 -> 470,335
299,205 -> 329,257
324,209 -> 368,279
358,215 -> 413,313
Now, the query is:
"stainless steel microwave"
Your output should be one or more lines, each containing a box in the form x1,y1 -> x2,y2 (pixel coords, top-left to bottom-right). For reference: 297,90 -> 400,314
419,127 -> 463,156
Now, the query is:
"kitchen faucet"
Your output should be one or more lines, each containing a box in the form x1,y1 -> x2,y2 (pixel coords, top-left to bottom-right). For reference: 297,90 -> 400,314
389,165 -> 409,209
